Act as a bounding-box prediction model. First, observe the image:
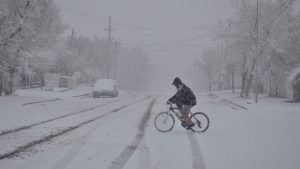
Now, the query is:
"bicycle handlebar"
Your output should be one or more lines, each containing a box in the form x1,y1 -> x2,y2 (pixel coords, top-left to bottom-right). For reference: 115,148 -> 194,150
166,102 -> 179,110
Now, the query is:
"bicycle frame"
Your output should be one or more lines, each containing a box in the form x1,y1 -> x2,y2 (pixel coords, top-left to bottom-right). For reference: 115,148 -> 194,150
167,104 -> 192,122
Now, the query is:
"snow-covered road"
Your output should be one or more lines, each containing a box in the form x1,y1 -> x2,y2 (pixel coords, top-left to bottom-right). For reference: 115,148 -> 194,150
0,88 -> 300,169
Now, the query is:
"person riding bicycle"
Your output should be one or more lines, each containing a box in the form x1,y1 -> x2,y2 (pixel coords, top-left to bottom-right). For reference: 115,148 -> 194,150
167,77 -> 197,129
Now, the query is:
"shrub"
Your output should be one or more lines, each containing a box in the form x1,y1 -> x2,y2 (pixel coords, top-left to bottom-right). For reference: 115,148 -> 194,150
292,73 -> 300,102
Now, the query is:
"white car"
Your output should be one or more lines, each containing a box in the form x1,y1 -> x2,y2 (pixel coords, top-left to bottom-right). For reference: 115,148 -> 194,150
92,79 -> 118,98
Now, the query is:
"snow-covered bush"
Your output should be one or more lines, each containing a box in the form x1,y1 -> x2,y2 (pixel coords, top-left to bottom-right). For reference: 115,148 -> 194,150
292,73 -> 300,102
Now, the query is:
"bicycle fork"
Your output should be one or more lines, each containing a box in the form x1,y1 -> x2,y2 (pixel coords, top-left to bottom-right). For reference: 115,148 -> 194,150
163,111 -> 172,123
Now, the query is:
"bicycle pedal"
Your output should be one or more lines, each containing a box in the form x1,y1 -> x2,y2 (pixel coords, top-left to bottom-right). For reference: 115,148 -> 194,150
189,128 -> 196,132
181,122 -> 187,128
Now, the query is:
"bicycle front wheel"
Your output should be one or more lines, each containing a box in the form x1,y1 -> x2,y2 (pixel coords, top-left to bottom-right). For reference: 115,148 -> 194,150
190,112 -> 210,132
154,112 -> 175,132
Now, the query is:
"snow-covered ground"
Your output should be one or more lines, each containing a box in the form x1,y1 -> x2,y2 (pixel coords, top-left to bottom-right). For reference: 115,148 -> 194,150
0,88 -> 300,169
0,86 -> 131,131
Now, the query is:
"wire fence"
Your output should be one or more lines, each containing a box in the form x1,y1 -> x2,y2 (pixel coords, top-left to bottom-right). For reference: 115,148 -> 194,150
0,72 -> 43,95
20,73 -> 42,89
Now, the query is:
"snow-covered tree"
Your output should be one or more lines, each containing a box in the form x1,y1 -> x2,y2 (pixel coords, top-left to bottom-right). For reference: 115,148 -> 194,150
0,0 -> 65,94
195,49 -> 219,91
202,0 -> 300,98
0,0 -> 64,67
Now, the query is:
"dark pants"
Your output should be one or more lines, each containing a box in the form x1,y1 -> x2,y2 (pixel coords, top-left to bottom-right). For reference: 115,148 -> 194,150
179,105 -> 193,125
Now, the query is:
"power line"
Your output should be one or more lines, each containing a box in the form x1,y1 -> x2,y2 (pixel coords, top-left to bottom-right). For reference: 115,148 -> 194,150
66,6 -> 211,48
267,0 -> 291,24
62,1 -> 213,32
113,22 -> 213,32
262,0 -> 292,25
145,49 -> 203,53
121,34 -> 210,46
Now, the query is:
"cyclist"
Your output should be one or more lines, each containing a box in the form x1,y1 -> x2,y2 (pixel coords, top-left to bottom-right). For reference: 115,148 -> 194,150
167,77 -> 197,129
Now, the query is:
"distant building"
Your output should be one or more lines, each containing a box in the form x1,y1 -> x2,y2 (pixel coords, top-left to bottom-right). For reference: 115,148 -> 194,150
285,65 -> 300,100
263,68 -> 286,98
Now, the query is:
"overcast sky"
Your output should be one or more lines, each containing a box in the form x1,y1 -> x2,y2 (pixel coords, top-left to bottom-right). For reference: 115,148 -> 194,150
56,0 -> 300,92
57,0 -> 234,66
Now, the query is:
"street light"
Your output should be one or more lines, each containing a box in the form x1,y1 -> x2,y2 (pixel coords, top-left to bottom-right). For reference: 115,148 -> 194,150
255,0 -> 259,103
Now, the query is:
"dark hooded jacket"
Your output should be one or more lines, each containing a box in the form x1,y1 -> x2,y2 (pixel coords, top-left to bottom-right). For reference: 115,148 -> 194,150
168,83 -> 197,107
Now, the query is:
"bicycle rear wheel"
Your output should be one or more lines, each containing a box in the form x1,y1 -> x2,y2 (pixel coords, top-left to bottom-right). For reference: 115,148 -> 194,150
190,112 -> 210,132
154,112 -> 175,132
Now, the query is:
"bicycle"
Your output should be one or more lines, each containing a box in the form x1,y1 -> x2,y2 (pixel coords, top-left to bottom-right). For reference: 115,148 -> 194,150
154,103 -> 210,132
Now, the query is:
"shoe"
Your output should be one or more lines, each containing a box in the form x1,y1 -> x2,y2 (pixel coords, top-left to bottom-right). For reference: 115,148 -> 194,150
181,122 -> 187,128
186,123 -> 195,130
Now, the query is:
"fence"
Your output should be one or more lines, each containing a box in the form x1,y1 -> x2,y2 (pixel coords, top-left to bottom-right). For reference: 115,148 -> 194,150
1,72 -> 76,95
59,75 -> 74,89
44,74 -> 75,91
20,73 -> 42,89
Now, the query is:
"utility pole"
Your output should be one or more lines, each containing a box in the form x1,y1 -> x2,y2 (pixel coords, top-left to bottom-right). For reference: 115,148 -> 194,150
107,16 -> 112,79
217,41 -> 220,90
255,0 -> 259,103
71,28 -> 75,38
228,19 -> 235,94
127,54 -> 130,90
104,16 -> 117,79
218,40 -> 223,91
113,41 -> 119,80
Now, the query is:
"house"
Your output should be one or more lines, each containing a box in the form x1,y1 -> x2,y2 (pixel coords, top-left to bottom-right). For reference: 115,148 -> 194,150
285,65 -> 300,100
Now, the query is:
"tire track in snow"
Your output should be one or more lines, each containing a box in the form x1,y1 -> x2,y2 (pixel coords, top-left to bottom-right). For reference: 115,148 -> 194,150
0,96 -> 151,160
22,98 -> 61,106
108,98 -> 157,169
207,93 -> 247,111
0,99 -> 121,137
51,104 -> 139,169
220,98 -> 247,110
136,139 -> 151,169
50,120 -> 104,169
72,93 -> 90,98
50,97 -> 152,169
72,93 -> 91,99
187,133 -> 206,169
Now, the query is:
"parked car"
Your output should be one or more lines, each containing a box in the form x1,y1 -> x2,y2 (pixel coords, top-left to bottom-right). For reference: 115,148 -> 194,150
92,79 -> 118,98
